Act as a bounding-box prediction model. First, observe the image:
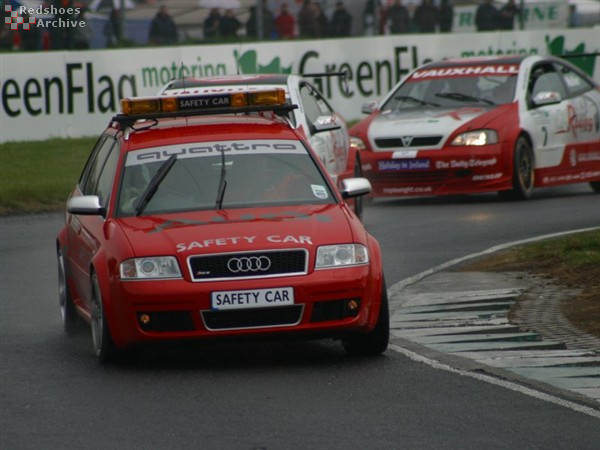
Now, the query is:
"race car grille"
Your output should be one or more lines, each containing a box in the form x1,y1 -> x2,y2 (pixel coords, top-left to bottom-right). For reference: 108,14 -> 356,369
371,171 -> 450,183
375,136 -> 442,148
189,250 -> 308,282
201,305 -> 303,330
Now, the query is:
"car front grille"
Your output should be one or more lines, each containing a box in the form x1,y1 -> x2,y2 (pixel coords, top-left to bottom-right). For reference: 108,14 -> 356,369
375,136 -> 443,148
201,305 -> 303,330
188,249 -> 308,282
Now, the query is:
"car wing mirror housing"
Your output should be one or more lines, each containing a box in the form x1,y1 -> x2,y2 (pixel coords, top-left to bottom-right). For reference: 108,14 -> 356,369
532,91 -> 562,108
341,177 -> 372,199
67,195 -> 106,216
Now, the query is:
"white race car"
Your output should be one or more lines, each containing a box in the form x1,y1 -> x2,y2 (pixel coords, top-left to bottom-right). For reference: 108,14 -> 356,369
350,55 -> 600,200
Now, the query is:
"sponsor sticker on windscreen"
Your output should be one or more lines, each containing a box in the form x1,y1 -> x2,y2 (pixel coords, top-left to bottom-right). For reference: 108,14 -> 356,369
211,287 -> 294,310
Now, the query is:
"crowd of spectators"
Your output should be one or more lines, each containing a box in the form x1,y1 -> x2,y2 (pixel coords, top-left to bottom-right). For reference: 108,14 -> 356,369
1,0 -> 593,52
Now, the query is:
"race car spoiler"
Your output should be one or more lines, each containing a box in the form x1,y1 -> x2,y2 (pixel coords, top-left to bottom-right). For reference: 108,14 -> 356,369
112,88 -> 297,128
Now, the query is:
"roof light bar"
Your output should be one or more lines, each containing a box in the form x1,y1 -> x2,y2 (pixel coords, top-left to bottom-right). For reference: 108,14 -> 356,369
119,89 -> 287,117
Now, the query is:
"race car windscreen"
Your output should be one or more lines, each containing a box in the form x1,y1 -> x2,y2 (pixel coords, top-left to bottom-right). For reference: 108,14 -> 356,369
381,65 -> 518,111
116,139 -> 336,217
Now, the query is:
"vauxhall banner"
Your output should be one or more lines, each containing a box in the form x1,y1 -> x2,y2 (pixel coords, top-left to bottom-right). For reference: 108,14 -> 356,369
1,29 -> 599,143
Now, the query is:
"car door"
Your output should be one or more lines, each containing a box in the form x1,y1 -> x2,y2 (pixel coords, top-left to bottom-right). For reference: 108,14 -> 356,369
66,135 -> 119,305
298,82 -> 349,180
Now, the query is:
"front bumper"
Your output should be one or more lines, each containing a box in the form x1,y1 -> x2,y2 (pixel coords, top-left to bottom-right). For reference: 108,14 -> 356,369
105,265 -> 379,348
360,143 -> 512,197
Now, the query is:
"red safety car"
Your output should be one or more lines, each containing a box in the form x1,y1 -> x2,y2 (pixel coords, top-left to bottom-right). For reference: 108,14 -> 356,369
56,89 -> 388,363
350,55 -> 600,200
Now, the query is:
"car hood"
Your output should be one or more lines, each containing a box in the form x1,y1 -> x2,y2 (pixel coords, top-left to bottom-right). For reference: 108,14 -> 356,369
116,204 -> 354,257
368,106 -> 496,151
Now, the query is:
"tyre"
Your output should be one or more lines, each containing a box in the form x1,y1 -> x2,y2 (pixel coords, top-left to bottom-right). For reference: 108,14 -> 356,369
498,136 -> 534,201
590,182 -> 600,193
90,272 -> 118,364
342,278 -> 389,356
353,157 -> 364,220
57,247 -> 80,336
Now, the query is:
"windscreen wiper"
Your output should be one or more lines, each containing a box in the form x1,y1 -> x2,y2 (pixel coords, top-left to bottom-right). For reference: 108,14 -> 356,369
134,154 -> 177,216
215,147 -> 227,210
394,95 -> 439,107
435,92 -> 495,105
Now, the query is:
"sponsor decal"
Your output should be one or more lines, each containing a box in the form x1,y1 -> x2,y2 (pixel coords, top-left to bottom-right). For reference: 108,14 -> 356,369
392,150 -> 418,159
411,65 -> 519,80
311,185 -> 329,199
472,173 -> 503,181
435,158 -> 498,169
382,186 -> 433,194
434,107 -> 484,121
379,159 -> 430,171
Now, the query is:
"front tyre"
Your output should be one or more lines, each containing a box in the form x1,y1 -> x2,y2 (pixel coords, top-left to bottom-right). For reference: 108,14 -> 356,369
91,272 -> 118,364
342,278 -> 389,356
57,247 -> 80,336
498,136 -> 534,201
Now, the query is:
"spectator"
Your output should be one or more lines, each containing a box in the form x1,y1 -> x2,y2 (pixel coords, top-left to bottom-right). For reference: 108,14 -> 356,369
246,1 -> 274,40
148,5 -> 178,45
71,7 -> 92,49
439,0 -> 454,33
499,0 -> 521,30
298,0 -> 319,39
414,0 -> 438,33
330,1 -> 352,37
203,8 -> 221,41
475,0 -> 500,31
275,3 -> 295,39
104,7 -> 121,47
386,0 -> 410,34
220,9 -> 241,39
568,4 -> 582,28
314,2 -> 329,38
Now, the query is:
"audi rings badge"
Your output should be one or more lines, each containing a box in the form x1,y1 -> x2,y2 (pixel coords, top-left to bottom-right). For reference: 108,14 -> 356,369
227,256 -> 272,273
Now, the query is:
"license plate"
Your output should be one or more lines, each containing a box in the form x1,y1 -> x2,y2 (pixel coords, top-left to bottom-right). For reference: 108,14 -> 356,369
211,287 -> 294,310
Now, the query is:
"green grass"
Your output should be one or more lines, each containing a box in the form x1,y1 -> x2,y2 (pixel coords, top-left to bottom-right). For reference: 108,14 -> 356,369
0,137 -> 97,215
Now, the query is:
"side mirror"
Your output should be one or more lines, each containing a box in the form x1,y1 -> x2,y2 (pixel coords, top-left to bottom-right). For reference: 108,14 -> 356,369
531,91 -> 562,108
312,115 -> 342,134
361,101 -> 379,114
67,195 -> 105,216
341,177 -> 371,199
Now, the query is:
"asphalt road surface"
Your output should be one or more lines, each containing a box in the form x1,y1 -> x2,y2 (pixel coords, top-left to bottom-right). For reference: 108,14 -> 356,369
2,184 -> 599,449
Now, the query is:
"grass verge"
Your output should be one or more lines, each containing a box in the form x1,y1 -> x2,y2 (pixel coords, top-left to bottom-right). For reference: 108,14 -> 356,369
458,229 -> 600,339
0,137 -> 96,215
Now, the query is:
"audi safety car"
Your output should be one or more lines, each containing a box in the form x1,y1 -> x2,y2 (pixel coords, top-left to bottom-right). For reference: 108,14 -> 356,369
159,73 -> 365,217
350,55 -> 600,200
56,88 -> 388,364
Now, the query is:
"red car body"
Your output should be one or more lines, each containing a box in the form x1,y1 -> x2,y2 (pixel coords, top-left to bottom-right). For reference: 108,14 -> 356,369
56,91 -> 387,363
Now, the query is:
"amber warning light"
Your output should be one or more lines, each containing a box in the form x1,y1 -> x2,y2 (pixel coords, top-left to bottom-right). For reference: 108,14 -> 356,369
120,89 -> 287,116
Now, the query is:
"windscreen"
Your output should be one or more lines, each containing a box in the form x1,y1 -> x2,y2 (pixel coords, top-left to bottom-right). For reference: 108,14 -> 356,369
381,63 -> 519,111
117,139 -> 336,217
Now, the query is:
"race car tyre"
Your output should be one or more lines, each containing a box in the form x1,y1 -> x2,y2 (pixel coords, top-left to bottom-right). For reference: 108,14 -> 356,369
90,272 -> 118,364
342,278 -> 389,356
590,182 -> 600,193
57,247 -> 80,336
499,136 -> 534,201
353,157 -> 364,220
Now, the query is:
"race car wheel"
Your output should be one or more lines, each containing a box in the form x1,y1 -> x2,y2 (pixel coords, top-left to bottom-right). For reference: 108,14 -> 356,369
499,136 -> 534,201
590,182 -> 600,193
57,247 -> 80,336
342,278 -> 389,357
353,157 -> 364,220
90,272 -> 118,364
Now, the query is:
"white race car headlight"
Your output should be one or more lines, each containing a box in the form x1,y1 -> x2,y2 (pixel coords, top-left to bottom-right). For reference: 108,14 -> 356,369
120,256 -> 182,280
315,244 -> 369,268
451,130 -> 498,146
350,136 -> 367,151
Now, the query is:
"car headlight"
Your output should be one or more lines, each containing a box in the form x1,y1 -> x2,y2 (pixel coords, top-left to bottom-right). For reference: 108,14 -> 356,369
451,130 -> 498,146
315,244 -> 369,268
350,136 -> 367,151
120,256 -> 182,280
